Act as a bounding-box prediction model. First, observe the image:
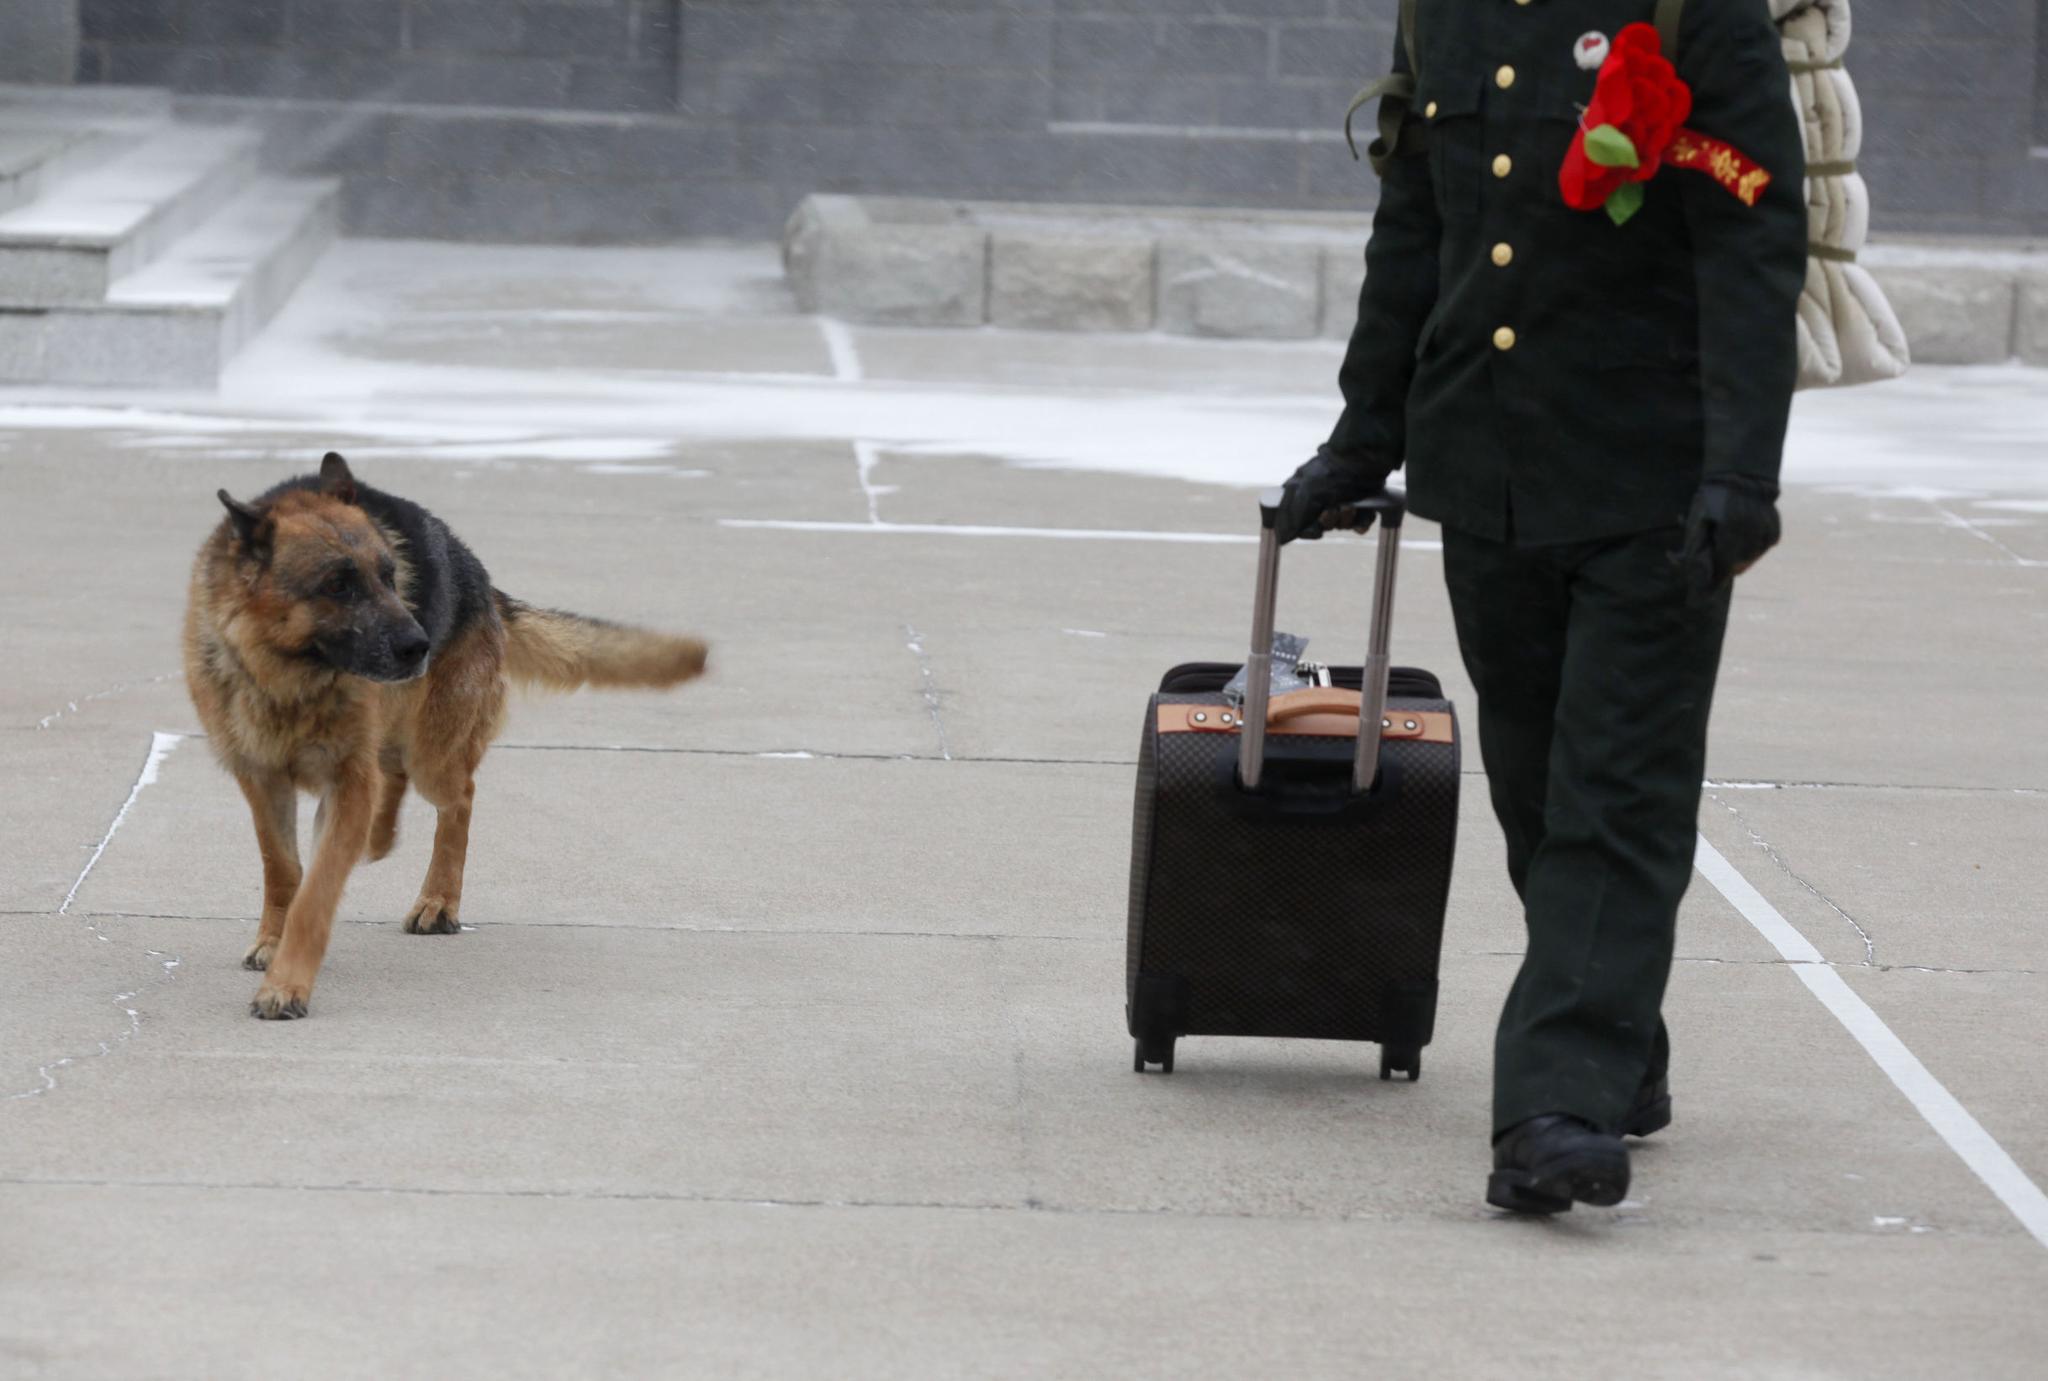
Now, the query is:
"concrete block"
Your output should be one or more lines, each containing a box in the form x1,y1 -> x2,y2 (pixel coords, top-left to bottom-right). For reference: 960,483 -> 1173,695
2015,274 -> 2048,367
39,307 -> 220,388
1321,245 -> 1365,341
0,311 -> 48,383
0,245 -> 107,307
1866,265 -> 2017,365
783,195 -> 987,328
1157,237 -> 1323,340
988,233 -> 1153,333
0,0 -> 79,84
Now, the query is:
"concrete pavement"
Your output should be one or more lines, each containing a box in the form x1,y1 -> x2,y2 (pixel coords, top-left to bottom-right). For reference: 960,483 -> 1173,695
2,242 -> 2046,1378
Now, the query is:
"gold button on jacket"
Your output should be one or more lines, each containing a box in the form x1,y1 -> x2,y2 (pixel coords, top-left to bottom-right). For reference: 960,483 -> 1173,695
1324,0 -> 1808,548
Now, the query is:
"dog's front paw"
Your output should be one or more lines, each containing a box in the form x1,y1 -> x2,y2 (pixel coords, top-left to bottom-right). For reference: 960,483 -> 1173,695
250,980 -> 310,1020
403,895 -> 461,936
242,938 -> 278,971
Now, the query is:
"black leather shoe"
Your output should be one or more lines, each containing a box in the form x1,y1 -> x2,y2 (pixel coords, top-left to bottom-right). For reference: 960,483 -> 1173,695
1623,1076 -> 1672,1139
1487,1115 -> 1631,1215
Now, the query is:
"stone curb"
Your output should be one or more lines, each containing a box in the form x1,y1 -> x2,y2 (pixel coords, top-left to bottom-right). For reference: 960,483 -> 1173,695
786,194 -> 2048,364
784,195 -> 987,329
784,193 -> 1370,340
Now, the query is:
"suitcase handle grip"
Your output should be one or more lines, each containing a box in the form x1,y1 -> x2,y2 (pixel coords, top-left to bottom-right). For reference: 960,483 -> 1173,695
1257,488 -> 1407,532
1266,689 -> 1362,724
1240,486 -> 1406,794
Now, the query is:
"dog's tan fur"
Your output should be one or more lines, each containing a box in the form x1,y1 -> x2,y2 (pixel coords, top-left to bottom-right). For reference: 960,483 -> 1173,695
185,465 -> 705,1018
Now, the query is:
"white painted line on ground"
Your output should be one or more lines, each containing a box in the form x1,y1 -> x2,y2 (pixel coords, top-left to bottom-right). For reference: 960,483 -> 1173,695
61,732 -> 182,916
1694,834 -> 2048,1251
720,518 -> 1445,551
818,318 -> 863,383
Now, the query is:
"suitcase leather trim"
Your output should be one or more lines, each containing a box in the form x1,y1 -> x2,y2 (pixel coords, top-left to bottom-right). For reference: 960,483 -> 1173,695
1156,693 -> 1455,745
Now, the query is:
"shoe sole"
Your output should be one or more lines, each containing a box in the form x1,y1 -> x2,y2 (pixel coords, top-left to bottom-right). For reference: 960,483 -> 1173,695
1623,1095 -> 1673,1139
1486,1148 -> 1632,1215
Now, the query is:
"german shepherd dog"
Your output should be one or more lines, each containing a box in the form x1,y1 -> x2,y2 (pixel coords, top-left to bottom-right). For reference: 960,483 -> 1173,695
185,453 -> 706,1018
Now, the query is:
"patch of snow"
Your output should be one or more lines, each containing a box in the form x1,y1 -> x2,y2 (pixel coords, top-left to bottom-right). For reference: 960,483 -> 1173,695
580,462 -> 710,477
5,241 -> 2048,502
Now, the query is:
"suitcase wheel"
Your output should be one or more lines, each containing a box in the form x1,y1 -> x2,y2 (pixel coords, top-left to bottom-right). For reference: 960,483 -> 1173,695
1380,1045 -> 1421,1083
1134,1037 -> 1176,1075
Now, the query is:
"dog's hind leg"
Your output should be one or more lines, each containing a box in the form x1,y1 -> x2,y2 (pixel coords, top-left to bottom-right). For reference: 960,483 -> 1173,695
252,756 -> 374,1019
400,637 -> 502,938
403,768 -> 474,936
235,770 -> 300,972
367,762 -> 407,862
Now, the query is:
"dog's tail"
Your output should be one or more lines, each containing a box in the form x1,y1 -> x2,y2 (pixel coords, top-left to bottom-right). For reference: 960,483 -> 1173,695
495,592 -> 707,692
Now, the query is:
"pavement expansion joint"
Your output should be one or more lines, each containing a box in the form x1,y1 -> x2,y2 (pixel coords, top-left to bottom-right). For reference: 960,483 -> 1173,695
1669,955 -> 2039,978
1926,499 -> 2048,568
1469,947 -> 2040,978
7,731 -> 187,1100
1706,789 -> 1879,967
1706,779 -> 2048,795
57,909 -> 1116,945
495,743 -> 1132,769
30,669 -> 180,730
0,1175 -> 1264,1224
902,622 -> 953,762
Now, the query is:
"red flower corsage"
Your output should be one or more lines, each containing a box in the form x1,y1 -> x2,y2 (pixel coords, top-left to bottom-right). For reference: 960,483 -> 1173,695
1559,22 -> 1693,226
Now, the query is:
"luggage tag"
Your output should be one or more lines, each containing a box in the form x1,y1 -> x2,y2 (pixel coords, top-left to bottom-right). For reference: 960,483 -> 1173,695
1222,632 -> 1312,708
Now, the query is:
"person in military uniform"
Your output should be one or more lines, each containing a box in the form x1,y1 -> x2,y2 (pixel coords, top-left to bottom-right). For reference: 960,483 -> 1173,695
1278,0 -> 1806,1213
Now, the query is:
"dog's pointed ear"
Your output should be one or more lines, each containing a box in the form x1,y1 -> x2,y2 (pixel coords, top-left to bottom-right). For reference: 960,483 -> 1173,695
319,452 -> 357,504
217,490 -> 271,555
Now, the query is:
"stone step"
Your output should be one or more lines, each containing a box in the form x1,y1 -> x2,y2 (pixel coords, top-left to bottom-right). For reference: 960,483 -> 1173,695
0,123 -> 136,217
0,125 -> 263,307
0,176 -> 340,389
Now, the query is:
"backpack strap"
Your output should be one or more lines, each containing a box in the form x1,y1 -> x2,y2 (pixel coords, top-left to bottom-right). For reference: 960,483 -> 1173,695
1344,0 -> 1424,176
1654,0 -> 1686,58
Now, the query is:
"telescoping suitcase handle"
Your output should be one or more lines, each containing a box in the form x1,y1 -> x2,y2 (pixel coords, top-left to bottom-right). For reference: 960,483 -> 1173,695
1239,486 -> 1407,794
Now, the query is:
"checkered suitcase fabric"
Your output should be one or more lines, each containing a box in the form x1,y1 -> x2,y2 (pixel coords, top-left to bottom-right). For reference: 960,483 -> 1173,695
1126,688 -> 1461,1048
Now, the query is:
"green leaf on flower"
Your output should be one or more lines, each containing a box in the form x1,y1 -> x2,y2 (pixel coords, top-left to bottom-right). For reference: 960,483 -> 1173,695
1585,123 -> 1641,170
1606,181 -> 1646,226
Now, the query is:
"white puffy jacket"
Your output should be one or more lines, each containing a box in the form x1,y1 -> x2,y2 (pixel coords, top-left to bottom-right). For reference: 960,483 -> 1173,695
1770,0 -> 1910,388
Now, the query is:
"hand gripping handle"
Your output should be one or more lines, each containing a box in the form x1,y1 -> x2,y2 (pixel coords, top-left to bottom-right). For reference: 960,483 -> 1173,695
1239,487 -> 1407,793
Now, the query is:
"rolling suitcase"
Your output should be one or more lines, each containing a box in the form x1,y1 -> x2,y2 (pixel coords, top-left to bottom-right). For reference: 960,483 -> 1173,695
1124,488 -> 1461,1080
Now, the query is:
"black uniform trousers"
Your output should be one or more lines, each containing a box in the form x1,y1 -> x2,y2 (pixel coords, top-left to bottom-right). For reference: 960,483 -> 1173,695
1441,519 -> 1731,1138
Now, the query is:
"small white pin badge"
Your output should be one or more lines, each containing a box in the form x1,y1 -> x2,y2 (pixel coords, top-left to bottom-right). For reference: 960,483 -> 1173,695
1575,31 -> 1611,70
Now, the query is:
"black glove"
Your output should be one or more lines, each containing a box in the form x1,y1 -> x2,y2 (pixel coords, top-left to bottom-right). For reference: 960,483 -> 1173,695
1677,474 -> 1782,606
1276,447 -> 1395,544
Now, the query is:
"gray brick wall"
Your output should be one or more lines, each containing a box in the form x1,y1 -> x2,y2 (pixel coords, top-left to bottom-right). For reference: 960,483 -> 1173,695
1,1 -> 81,84
1851,0 -> 2041,235
76,0 -> 679,112
62,0 -> 2048,241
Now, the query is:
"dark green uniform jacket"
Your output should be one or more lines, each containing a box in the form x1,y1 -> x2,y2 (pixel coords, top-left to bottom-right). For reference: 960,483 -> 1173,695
1329,0 -> 1807,545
